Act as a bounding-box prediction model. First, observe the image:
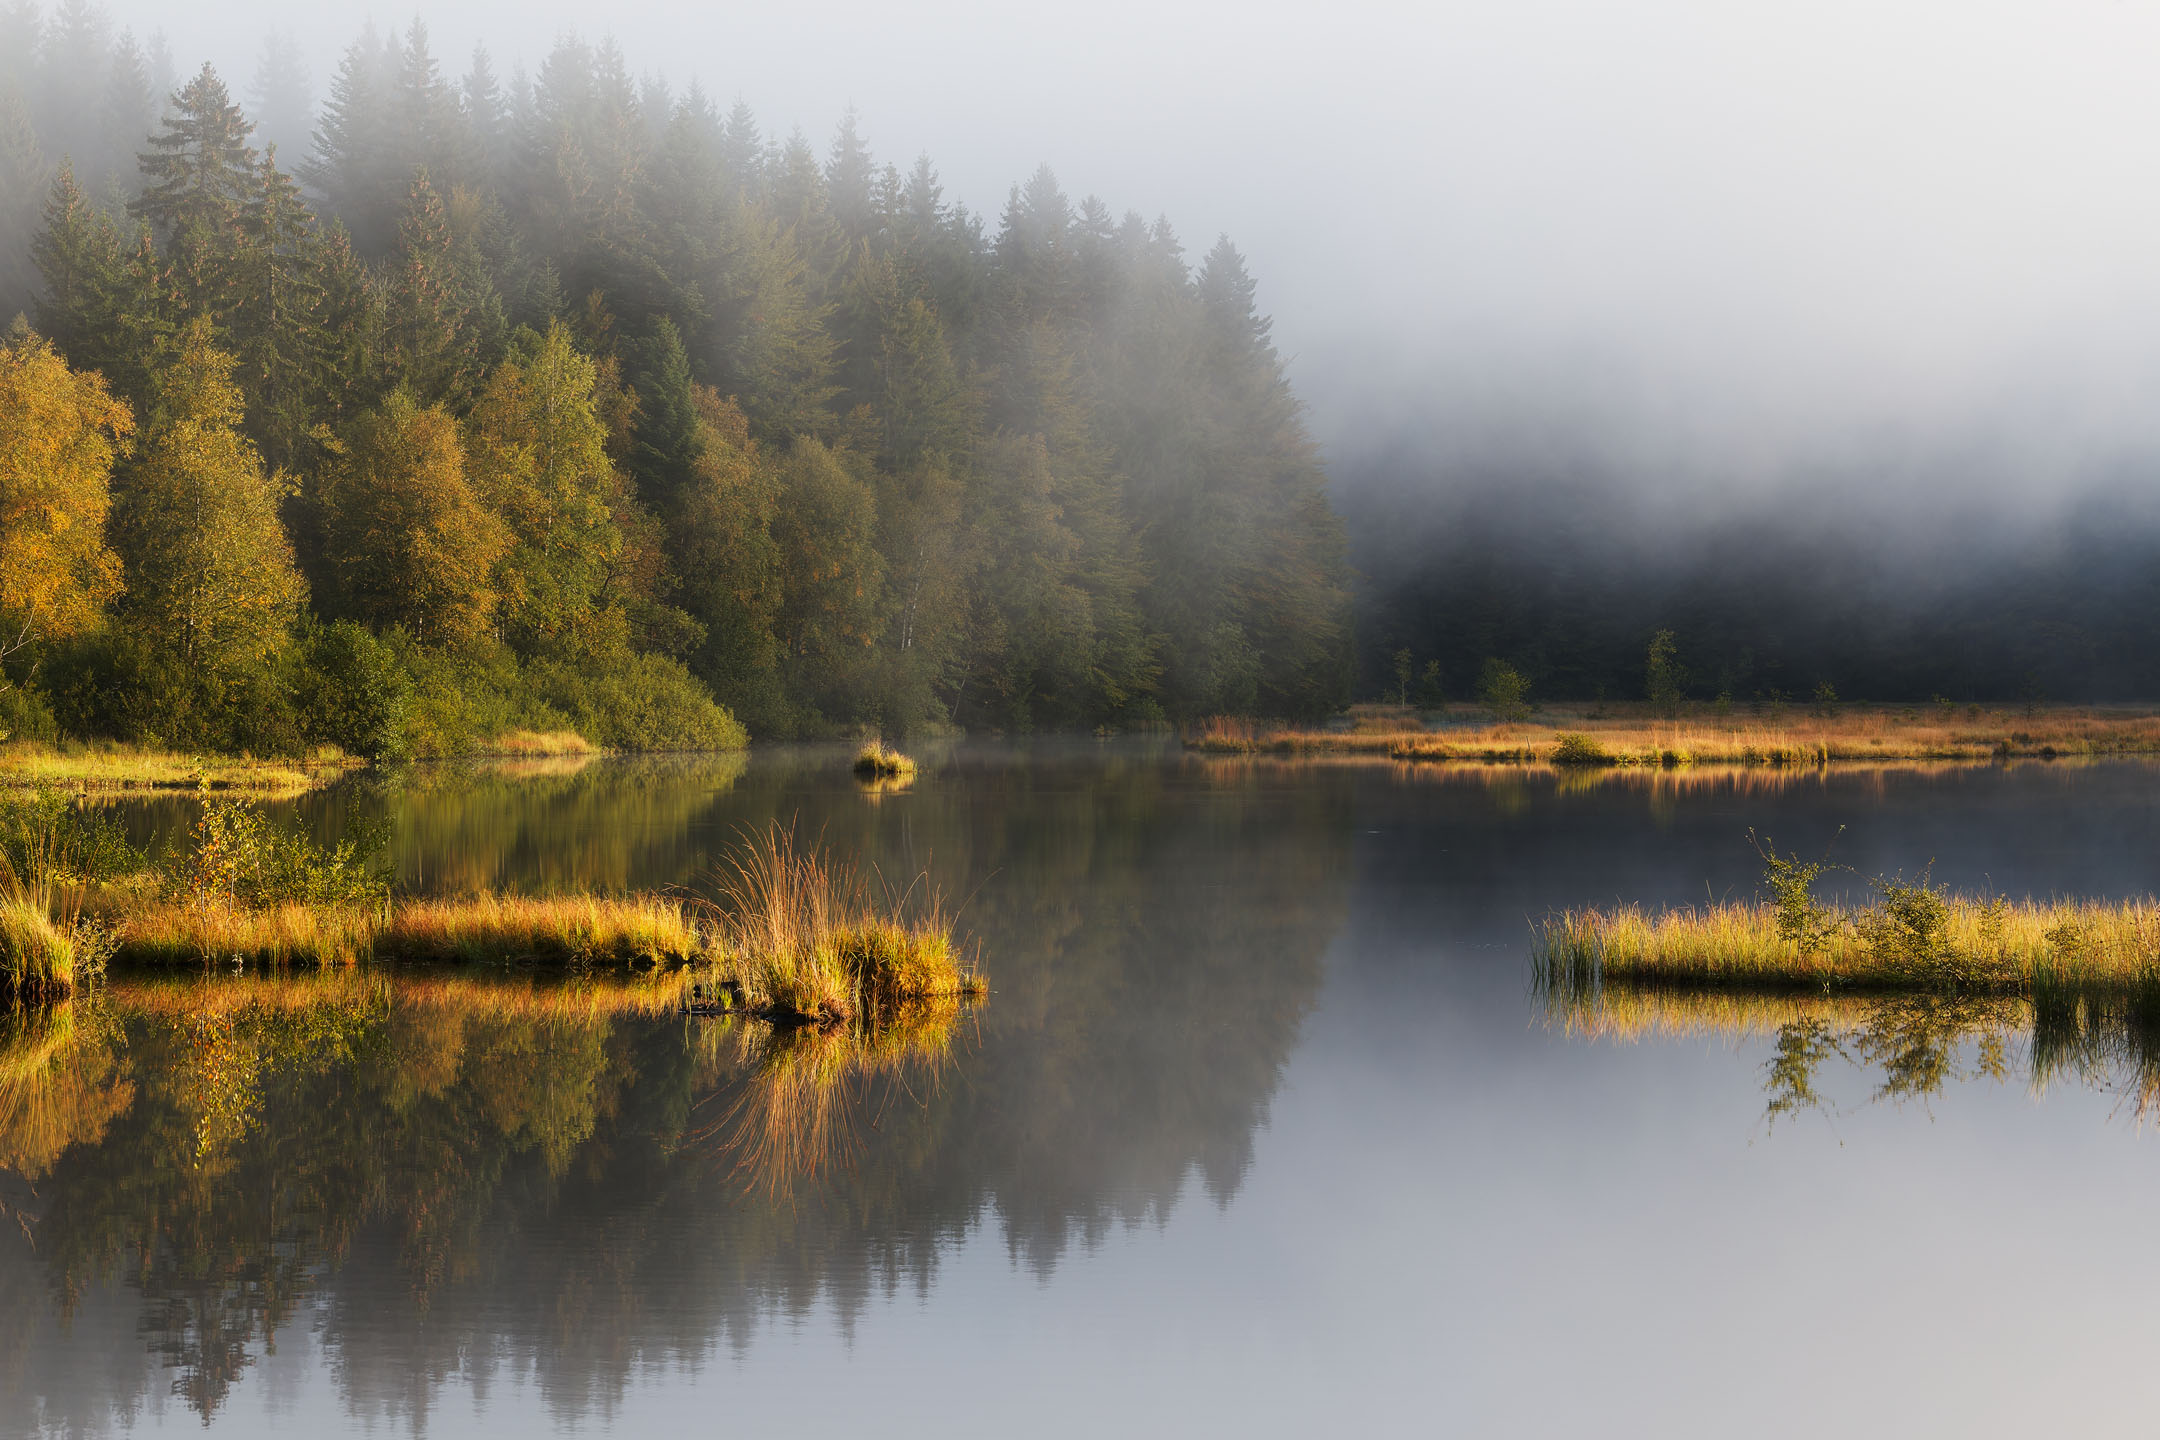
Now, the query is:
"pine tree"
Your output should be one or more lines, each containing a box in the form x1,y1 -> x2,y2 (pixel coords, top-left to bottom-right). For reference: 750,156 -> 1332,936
307,25 -> 396,252
248,30 -> 312,159
98,33 -> 156,190
231,147 -> 327,468
112,316 -> 305,667
0,90 -> 47,321
132,64 -> 259,324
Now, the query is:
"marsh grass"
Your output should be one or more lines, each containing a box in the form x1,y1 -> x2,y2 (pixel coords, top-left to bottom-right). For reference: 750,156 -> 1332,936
1205,703 -> 2160,768
0,740 -> 359,794
702,824 -> 977,1025
1535,893 -> 2160,994
851,740 -> 917,779
483,729 -> 597,757
98,892 -> 700,968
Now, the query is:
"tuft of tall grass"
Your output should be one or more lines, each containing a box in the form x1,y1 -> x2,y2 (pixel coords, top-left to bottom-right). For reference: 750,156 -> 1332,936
484,729 -> 598,757
704,824 -> 976,1025
850,740 -> 917,779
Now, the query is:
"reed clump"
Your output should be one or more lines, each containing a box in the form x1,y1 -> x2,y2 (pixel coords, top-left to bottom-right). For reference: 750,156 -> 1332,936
702,824 -> 978,1025
850,740 -> 916,779
483,729 -> 597,757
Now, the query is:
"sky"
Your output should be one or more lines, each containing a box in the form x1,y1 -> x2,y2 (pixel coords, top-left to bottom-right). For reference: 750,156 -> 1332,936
94,0 -> 2160,498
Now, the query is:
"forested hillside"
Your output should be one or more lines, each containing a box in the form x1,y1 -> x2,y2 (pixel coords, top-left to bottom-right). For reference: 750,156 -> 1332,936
0,10 -> 1351,755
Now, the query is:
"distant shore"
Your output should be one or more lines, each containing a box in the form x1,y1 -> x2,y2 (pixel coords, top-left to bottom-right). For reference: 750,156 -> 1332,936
1189,702 -> 2160,767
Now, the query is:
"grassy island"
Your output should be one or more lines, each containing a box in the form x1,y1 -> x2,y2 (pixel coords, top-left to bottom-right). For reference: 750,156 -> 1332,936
0,786 -> 977,1023
1534,836 -> 2160,1000
1194,704 -> 2160,769
851,741 -> 917,780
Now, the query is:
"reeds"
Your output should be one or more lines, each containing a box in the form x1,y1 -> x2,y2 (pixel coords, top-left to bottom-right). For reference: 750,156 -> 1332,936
482,729 -> 597,757
703,823 -> 976,1025
1534,895 -> 2160,993
1198,703 -> 2160,769
0,739 -> 358,794
851,740 -> 917,779
96,892 -> 699,968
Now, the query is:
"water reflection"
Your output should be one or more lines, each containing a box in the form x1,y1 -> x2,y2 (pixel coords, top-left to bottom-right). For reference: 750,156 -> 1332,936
1544,982 -> 2160,1127
0,745 -> 1349,1432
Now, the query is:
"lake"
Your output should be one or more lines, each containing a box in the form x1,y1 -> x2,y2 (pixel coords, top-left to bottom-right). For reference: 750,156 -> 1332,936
6,745 -> 2160,1436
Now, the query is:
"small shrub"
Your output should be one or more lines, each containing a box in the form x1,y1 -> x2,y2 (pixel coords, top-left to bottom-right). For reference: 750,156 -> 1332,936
0,789 -> 144,886
1751,829 -> 1841,958
168,791 -> 389,909
1550,733 -> 1612,766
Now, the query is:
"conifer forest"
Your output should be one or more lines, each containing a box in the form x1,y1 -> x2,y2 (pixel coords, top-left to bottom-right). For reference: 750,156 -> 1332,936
0,10 -> 1353,757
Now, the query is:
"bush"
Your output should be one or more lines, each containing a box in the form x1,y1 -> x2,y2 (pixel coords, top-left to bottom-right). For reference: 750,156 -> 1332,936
294,621 -> 411,761
0,685 -> 58,744
529,650 -> 748,751
1550,733 -> 1611,766
169,792 -> 389,908
0,788 -> 144,885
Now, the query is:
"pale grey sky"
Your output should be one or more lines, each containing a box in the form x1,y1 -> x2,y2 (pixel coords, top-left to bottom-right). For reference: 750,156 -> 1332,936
96,0 -> 2160,493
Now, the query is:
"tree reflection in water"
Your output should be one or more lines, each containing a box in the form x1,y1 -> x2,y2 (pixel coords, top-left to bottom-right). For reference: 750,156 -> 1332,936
0,749 -> 1351,1432
1544,980 -> 2160,1127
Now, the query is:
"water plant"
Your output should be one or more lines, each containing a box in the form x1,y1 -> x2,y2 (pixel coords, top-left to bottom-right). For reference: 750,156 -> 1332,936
700,824 -> 976,1024
851,740 -> 916,780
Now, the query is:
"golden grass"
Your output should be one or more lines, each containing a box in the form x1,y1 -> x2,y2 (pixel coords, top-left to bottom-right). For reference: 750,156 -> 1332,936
851,740 -> 917,779
0,889 -> 80,998
1195,703 -> 2160,768
704,824 -> 976,1024
697,995 -> 963,1194
0,740 -> 361,795
480,729 -> 598,757
97,892 -> 701,969
80,832 -> 974,1027
1536,895 -> 2160,992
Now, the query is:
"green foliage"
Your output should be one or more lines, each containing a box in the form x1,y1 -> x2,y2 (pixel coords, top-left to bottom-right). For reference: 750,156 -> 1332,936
294,621 -> 411,762
1416,660 -> 1444,709
1477,658 -> 1530,721
1392,648 -> 1414,706
1550,733 -> 1611,766
1750,829 -> 1841,959
169,791 -> 389,909
0,788 -> 145,886
112,318 -> 306,670
4,35 -> 1360,750
527,648 -> 748,752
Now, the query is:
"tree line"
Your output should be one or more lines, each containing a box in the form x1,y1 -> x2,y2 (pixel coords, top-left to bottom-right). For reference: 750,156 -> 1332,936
0,9 -> 1352,755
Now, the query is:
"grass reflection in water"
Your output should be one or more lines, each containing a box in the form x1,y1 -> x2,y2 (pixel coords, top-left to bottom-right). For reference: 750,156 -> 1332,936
1540,979 -> 2160,1127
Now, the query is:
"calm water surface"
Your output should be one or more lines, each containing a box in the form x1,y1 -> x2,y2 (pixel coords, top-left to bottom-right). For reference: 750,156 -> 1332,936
7,745 -> 2160,1436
